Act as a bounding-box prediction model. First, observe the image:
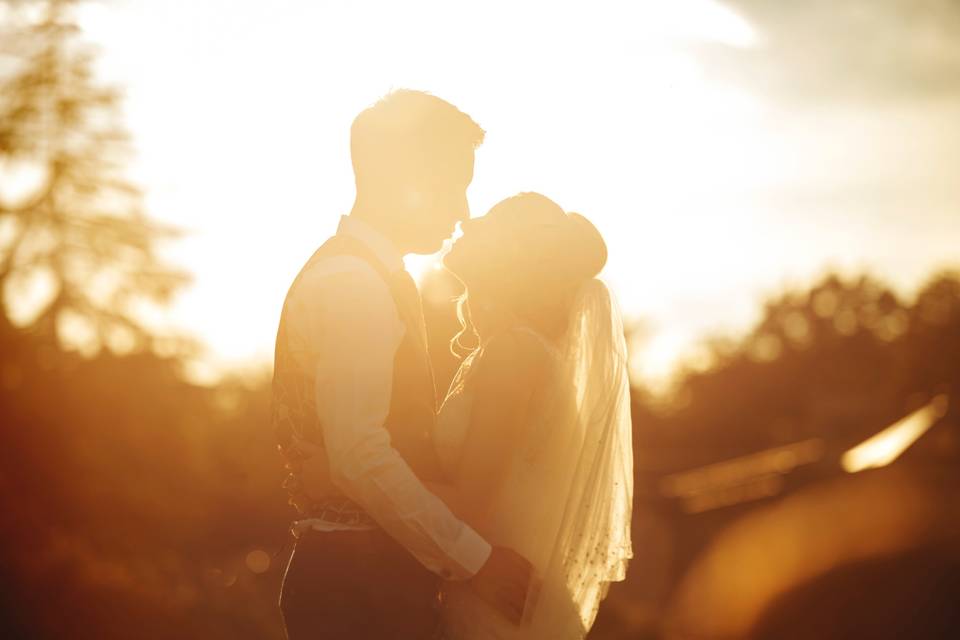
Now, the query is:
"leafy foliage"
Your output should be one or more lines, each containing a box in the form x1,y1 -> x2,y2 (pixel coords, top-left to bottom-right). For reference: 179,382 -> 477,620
0,0 -> 189,354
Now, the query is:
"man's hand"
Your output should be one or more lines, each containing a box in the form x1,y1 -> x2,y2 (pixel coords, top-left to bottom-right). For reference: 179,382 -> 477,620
467,546 -> 533,625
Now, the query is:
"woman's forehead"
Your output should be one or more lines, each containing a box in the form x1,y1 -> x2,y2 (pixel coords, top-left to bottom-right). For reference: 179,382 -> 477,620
488,195 -> 564,223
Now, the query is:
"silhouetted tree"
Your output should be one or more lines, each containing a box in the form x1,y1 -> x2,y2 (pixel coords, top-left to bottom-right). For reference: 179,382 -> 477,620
0,0 -> 188,353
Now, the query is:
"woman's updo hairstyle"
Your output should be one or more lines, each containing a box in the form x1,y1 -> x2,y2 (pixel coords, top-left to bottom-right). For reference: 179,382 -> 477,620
453,193 -> 607,353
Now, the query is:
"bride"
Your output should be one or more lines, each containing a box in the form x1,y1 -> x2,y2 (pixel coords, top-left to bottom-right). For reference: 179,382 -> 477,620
434,192 -> 633,639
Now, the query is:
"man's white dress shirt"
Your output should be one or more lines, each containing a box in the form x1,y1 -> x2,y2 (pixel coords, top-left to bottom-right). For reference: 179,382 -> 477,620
284,215 -> 491,580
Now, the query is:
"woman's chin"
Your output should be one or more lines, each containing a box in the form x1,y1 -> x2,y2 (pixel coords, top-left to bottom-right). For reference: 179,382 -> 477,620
443,256 -> 473,285
441,248 -> 461,272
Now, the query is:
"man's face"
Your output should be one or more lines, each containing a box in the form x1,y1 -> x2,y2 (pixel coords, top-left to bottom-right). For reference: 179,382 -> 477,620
403,148 -> 475,254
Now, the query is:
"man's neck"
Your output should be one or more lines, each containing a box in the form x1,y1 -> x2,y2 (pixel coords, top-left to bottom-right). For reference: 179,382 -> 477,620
349,201 -> 408,255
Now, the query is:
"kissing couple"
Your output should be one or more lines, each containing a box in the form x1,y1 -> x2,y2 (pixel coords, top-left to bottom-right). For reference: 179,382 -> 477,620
272,89 -> 633,640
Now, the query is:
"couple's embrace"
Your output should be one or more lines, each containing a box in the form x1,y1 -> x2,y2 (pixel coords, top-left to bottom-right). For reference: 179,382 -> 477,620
271,90 -> 633,639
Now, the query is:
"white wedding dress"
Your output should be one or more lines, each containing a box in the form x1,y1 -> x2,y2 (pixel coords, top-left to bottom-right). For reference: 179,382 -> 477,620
434,279 -> 634,640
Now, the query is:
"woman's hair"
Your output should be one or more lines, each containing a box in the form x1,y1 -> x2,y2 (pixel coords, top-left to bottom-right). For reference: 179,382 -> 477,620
450,292 -> 479,359
449,193 -> 607,358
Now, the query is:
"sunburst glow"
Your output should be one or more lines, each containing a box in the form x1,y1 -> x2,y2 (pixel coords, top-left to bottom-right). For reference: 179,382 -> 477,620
66,0 -> 960,388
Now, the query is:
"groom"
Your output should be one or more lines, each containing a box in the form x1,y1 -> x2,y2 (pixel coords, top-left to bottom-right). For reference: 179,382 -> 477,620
272,90 -> 532,639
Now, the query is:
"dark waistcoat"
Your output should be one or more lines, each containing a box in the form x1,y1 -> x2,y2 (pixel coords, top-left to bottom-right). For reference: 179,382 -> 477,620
271,233 -> 442,520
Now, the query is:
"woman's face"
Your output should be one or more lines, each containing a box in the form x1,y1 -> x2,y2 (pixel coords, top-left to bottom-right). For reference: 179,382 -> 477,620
442,205 -> 519,289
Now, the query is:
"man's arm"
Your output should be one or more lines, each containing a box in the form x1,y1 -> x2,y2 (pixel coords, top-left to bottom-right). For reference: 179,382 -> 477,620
292,260 -> 490,579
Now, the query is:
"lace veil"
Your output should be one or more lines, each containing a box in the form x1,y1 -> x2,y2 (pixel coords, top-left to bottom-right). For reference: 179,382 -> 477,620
522,277 -> 634,637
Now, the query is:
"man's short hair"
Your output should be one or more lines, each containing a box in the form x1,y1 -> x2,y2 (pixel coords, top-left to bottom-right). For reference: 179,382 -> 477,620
350,89 -> 484,184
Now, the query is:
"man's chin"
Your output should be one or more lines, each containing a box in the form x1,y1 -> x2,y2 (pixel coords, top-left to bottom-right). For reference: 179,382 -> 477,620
408,241 -> 444,256
410,232 -> 456,256
440,249 -> 464,275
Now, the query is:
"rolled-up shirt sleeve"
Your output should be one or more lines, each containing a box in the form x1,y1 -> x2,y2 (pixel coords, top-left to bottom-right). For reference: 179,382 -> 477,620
290,259 -> 491,579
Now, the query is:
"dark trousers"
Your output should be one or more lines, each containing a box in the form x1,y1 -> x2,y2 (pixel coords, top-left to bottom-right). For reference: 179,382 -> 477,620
279,528 -> 442,640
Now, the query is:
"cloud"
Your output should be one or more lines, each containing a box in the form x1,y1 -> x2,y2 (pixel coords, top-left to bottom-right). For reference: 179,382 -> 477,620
704,0 -> 960,103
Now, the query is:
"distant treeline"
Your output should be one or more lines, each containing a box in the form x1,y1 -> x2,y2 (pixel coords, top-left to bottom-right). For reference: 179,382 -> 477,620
1,268 -> 957,639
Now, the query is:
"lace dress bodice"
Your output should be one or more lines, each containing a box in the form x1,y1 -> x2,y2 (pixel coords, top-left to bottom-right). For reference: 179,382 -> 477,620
434,328 -> 577,639
434,349 -> 480,482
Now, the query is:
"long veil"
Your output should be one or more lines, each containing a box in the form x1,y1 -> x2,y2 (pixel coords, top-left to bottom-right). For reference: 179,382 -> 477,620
524,278 -> 634,637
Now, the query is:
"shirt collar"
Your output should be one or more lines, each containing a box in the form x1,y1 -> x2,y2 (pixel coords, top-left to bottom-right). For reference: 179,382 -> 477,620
336,215 -> 405,273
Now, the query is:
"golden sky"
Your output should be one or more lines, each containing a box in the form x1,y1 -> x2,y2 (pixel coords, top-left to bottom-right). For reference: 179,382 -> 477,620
75,0 -> 960,387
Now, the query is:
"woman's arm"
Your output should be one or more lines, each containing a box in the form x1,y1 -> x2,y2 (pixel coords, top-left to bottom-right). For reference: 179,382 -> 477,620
453,330 -> 551,528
